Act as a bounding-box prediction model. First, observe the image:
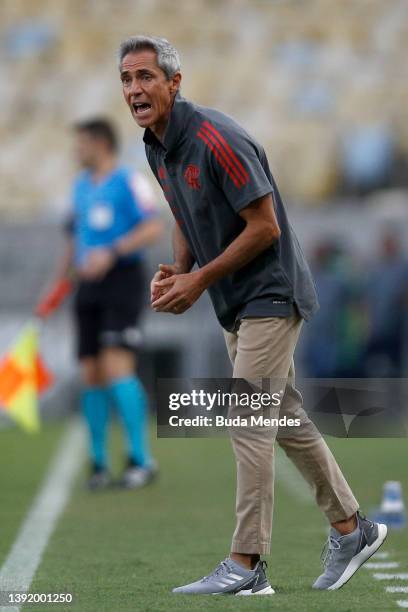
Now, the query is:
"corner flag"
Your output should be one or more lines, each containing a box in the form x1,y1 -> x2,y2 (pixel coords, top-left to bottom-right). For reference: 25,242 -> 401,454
0,323 -> 53,433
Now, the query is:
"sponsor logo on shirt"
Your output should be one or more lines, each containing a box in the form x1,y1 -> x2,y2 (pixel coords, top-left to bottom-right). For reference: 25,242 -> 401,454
88,202 -> 113,229
184,164 -> 201,190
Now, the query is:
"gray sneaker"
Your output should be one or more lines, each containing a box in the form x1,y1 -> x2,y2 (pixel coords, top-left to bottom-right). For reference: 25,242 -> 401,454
172,557 -> 274,595
313,512 -> 388,590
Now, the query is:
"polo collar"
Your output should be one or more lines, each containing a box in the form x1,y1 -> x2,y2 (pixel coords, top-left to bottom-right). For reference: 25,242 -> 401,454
143,91 -> 193,153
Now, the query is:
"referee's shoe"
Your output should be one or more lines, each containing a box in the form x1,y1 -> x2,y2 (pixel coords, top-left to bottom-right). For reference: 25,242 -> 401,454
117,458 -> 158,490
87,463 -> 113,491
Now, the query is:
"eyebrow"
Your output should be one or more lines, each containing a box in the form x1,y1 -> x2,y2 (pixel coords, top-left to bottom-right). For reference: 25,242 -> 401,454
120,68 -> 154,77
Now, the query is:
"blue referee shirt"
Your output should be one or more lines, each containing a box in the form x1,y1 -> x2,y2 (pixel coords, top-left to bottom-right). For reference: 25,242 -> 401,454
70,166 -> 155,266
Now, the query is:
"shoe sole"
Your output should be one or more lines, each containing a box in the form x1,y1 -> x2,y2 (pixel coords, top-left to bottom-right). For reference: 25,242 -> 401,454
176,579 -> 274,596
236,585 -> 275,595
327,523 -> 388,590
174,583 -> 275,596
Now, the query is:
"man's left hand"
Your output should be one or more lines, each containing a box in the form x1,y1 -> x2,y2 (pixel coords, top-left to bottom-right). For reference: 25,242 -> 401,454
79,248 -> 116,281
151,270 -> 206,314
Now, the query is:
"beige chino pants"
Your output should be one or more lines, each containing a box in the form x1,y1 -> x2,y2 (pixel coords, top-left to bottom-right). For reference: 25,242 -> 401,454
223,315 -> 359,555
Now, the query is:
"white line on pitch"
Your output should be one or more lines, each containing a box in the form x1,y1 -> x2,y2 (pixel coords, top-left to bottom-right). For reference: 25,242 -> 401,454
374,551 -> 390,559
387,587 -> 408,594
0,418 -> 86,611
365,562 -> 399,569
396,601 -> 408,608
374,574 -> 408,581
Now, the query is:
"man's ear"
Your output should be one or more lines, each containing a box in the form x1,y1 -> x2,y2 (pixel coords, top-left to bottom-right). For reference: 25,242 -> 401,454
170,72 -> 182,95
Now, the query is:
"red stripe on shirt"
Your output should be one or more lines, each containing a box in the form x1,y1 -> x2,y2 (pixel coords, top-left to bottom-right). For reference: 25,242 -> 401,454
199,125 -> 246,187
202,121 -> 249,183
197,130 -> 242,188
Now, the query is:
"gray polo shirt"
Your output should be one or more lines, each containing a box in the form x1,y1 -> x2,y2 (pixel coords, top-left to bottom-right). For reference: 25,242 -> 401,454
144,93 -> 319,331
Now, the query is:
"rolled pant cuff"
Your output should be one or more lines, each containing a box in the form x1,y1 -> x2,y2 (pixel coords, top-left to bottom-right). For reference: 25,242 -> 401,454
326,501 -> 360,524
231,539 -> 271,555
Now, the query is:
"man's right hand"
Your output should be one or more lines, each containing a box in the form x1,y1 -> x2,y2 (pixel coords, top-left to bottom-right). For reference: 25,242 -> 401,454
150,264 -> 180,302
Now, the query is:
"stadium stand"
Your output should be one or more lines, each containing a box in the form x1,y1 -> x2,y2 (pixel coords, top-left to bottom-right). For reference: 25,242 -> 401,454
0,0 -> 408,217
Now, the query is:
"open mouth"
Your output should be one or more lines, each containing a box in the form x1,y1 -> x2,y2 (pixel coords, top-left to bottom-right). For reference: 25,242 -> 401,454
132,102 -> 152,116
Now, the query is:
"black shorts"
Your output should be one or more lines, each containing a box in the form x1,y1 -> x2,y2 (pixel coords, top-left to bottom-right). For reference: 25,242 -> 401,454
74,261 -> 146,359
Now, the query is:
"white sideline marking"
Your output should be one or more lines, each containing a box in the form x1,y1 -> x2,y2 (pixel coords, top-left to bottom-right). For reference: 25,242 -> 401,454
387,587 -> 408,593
374,552 -> 390,559
365,562 -> 399,569
0,419 -> 86,611
374,574 -> 408,581
396,601 -> 408,608
275,450 -> 313,504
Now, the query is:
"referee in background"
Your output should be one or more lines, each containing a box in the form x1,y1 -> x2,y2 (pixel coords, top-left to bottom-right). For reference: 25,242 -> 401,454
40,118 -> 163,489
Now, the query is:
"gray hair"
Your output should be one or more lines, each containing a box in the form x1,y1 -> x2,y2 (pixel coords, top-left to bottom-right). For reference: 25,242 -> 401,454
118,35 -> 181,79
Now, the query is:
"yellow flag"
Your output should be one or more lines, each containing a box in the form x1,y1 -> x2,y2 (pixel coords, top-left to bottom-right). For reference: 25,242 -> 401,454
0,323 -> 40,433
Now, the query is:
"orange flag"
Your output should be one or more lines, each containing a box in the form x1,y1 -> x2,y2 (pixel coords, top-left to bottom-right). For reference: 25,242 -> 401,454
0,323 -> 53,432
35,354 -> 54,394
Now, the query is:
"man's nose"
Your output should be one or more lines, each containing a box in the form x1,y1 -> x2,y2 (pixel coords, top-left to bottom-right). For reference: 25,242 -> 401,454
129,79 -> 143,97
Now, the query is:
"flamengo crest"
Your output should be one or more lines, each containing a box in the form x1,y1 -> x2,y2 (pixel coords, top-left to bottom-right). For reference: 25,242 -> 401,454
184,164 -> 201,190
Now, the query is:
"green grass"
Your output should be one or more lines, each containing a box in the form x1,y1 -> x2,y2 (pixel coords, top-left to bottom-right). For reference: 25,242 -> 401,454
0,421 -> 66,566
1,420 -> 407,611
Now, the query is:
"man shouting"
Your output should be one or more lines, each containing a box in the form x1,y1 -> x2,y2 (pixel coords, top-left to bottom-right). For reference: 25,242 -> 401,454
118,34 -> 387,595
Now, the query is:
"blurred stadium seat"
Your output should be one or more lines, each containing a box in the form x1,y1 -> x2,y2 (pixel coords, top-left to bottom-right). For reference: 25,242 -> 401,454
1,0 -> 408,217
